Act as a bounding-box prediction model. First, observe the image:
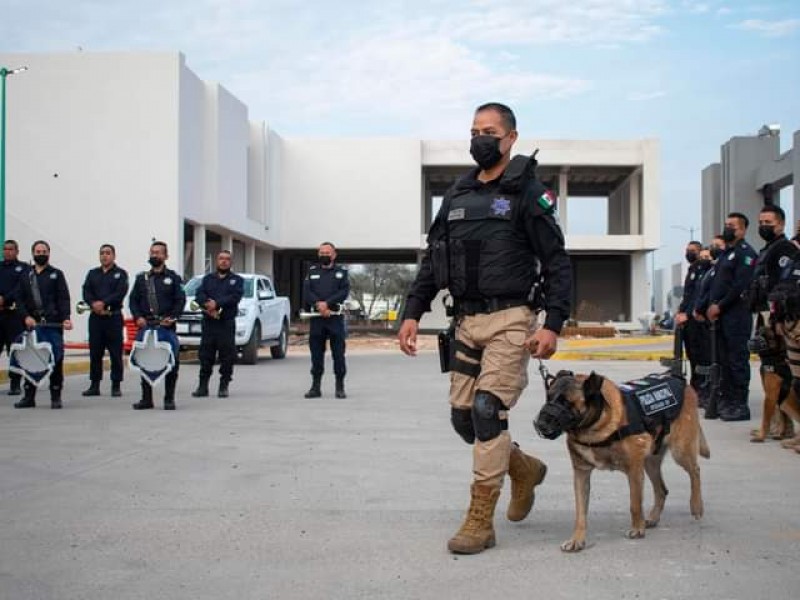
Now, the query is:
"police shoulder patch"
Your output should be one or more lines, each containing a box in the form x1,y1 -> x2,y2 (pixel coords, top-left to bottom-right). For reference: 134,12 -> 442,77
164,277 -> 173,285
536,189 -> 557,213
728,252 -> 735,260
779,255 -> 791,268
50,272 -> 57,279
15,266 -> 22,272
230,279 -> 236,286
335,271 -> 343,279
114,272 -> 121,279
744,256 -> 753,266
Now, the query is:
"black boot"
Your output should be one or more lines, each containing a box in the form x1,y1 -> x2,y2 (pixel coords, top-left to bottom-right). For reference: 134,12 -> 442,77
335,377 -> 347,399
164,373 -> 177,410
111,382 -> 122,397
14,384 -> 36,409
132,381 -> 154,410
82,381 -> 101,397
304,375 -> 322,398
8,374 -> 21,396
50,387 -> 62,409
218,379 -> 229,398
192,376 -> 210,398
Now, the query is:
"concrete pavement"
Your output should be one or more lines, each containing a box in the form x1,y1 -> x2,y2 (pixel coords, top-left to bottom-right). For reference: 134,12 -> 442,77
1,349 -> 798,600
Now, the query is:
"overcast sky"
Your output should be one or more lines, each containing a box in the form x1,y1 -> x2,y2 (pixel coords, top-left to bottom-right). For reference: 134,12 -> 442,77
2,0 -> 799,266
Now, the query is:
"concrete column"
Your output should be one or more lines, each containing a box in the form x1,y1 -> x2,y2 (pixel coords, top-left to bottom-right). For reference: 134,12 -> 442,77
222,234 -> 233,253
795,130 -> 800,224
629,168 -> 641,235
245,242 -> 256,273
558,167 -> 569,233
193,223 -> 206,276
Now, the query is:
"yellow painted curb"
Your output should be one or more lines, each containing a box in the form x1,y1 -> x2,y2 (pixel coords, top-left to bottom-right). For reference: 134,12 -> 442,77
561,336 -> 672,349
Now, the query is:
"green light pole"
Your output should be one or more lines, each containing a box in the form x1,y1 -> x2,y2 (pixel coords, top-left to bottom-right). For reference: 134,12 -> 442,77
0,65 -> 28,243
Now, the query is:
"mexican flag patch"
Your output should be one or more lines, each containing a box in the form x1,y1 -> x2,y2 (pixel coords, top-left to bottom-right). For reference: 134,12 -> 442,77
537,189 -> 556,212
744,256 -> 753,266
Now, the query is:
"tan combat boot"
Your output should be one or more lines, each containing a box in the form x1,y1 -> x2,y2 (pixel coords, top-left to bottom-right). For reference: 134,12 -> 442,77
506,443 -> 547,522
447,484 -> 501,554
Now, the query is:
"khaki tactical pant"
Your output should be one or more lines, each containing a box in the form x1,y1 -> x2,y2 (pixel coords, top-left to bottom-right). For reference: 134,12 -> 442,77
778,319 -> 800,379
450,305 -> 538,490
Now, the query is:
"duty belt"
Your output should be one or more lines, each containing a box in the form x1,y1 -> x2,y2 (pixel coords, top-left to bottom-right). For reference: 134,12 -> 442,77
456,297 -> 530,316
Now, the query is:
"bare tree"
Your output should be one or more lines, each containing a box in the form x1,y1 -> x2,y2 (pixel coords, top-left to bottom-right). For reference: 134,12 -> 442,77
348,264 -> 416,320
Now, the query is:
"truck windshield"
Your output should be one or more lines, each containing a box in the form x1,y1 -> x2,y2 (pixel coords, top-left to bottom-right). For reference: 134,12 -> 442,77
184,276 -> 254,298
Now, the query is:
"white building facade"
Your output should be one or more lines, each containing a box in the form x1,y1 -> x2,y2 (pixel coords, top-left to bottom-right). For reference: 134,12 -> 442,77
1,52 -> 660,339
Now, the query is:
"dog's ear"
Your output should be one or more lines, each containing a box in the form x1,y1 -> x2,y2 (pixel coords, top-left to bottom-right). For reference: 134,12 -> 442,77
583,371 -> 605,396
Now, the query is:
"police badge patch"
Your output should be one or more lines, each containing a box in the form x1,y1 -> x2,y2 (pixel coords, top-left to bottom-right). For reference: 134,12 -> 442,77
490,197 -> 511,216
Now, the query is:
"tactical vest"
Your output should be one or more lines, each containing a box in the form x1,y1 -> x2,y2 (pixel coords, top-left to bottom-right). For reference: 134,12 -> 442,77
431,163 -> 541,300
769,255 -> 800,321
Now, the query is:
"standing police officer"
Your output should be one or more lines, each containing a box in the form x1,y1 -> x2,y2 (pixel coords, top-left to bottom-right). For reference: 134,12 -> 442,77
706,212 -> 758,421
14,241 -> 73,409
192,250 -> 244,398
675,241 -> 709,399
302,242 -> 350,399
398,103 -> 572,554
0,240 -> 29,396
129,241 -> 185,410
81,244 -> 129,397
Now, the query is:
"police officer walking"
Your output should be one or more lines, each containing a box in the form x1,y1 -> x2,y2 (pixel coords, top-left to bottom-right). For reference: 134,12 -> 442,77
81,244 -> 129,398
129,241 -> 185,410
192,250 -> 244,398
0,240 -> 29,396
706,212 -> 758,421
302,242 -> 350,399
14,241 -> 72,409
397,103 -> 572,554
675,240 -> 709,400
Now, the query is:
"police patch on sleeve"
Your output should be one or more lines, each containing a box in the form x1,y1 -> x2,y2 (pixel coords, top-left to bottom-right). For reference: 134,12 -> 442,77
15,266 -> 22,272
780,255 -> 791,268
744,256 -> 753,266
164,277 -> 172,285
335,271 -> 344,279
230,278 -> 237,286
114,272 -> 121,279
50,272 -> 57,280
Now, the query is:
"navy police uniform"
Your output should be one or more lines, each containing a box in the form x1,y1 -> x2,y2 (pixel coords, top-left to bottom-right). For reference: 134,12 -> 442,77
679,258 -> 712,395
0,258 -> 29,394
194,271 -> 244,395
708,238 -> 757,419
129,268 -> 186,408
302,263 -> 350,394
82,264 -> 129,392
16,265 -> 71,407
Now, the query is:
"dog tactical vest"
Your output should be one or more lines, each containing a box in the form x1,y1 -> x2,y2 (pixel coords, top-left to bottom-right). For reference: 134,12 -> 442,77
615,373 -> 685,452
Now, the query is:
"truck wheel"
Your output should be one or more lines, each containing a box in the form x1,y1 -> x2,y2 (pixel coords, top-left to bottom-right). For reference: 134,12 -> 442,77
241,323 -> 260,365
270,320 -> 289,359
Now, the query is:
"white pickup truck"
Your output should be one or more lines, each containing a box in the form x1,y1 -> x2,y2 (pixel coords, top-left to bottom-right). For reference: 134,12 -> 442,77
176,273 -> 291,364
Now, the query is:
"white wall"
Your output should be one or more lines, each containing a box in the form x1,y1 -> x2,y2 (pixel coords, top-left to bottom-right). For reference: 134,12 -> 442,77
277,138 -> 422,249
2,51 -> 183,341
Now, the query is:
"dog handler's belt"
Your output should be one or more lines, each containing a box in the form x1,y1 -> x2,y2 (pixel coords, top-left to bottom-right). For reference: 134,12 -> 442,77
456,297 -> 529,316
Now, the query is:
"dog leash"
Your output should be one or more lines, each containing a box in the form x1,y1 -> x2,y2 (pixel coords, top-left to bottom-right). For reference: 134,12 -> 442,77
537,359 -> 555,392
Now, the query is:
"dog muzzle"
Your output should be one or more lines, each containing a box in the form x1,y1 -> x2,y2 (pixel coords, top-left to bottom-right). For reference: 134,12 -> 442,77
534,400 -> 581,440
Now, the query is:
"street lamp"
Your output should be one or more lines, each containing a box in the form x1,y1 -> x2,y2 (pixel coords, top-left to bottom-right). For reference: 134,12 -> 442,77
671,224 -> 698,241
0,65 -> 28,243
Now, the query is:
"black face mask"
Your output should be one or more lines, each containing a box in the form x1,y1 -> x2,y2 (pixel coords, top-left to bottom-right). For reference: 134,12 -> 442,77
470,135 -> 504,171
319,256 -> 332,267
758,225 -> 777,242
148,257 -> 164,268
217,267 -> 230,274
33,255 -> 48,266
710,247 -> 723,260
721,227 -> 737,243
685,251 -> 698,264
696,258 -> 711,269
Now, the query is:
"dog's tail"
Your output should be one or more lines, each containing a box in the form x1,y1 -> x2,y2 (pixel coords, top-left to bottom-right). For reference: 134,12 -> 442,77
698,425 -> 711,459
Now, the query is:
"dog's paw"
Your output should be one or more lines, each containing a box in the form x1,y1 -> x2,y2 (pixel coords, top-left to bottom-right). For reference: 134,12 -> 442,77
750,436 -> 765,443
691,501 -> 704,519
625,528 -> 645,539
560,538 -> 586,552
645,518 -> 660,529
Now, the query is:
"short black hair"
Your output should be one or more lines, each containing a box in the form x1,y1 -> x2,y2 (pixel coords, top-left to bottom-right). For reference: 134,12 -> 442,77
760,205 -> 785,223
151,241 -> 168,253
3,239 -> 18,250
713,235 -> 725,243
31,240 -> 50,253
475,102 -> 516,131
100,243 -> 116,254
319,241 -> 336,251
688,240 -> 702,249
727,212 -> 749,229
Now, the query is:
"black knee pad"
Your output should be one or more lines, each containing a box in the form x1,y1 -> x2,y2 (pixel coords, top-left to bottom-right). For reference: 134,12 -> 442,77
451,408 -> 475,444
472,391 -> 508,442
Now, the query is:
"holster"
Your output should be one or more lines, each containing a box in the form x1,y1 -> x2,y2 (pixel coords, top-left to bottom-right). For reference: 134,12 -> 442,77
438,322 -> 456,373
